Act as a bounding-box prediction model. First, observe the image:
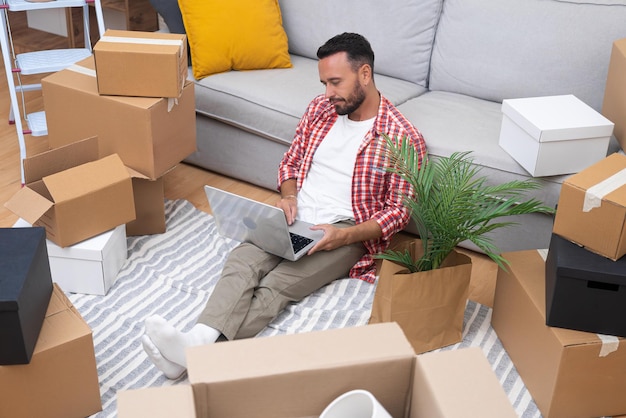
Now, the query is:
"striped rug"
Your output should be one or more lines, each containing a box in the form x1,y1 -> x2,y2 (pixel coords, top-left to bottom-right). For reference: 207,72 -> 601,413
67,199 -> 540,417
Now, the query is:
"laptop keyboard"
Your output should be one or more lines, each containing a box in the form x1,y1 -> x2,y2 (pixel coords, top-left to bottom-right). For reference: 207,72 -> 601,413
290,232 -> 314,253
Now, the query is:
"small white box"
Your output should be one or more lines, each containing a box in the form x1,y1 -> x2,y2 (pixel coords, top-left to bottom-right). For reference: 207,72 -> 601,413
14,219 -> 127,296
499,95 -> 614,177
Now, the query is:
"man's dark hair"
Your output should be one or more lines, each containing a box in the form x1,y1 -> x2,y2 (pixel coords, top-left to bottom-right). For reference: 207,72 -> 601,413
317,32 -> 375,74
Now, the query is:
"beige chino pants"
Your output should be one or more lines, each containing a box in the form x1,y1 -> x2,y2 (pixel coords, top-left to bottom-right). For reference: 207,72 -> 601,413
197,221 -> 367,340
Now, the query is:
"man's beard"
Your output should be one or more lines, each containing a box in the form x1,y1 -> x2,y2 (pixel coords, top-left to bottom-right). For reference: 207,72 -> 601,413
332,82 -> 366,116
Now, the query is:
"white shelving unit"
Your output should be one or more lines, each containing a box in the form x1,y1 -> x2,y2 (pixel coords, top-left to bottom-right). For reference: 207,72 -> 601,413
0,0 -> 105,184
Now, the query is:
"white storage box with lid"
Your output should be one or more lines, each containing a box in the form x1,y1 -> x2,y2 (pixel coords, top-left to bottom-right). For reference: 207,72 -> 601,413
499,94 -> 614,177
13,219 -> 127,296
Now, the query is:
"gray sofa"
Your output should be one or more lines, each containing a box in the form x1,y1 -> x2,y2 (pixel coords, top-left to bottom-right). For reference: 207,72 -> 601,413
183,0 -> 626,253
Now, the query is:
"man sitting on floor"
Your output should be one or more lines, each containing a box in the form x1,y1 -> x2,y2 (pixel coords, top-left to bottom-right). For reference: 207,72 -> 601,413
142,32 -> 427,379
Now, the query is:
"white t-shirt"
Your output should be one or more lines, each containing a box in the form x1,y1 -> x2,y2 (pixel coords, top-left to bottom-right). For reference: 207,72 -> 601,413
297,115 -> 375,225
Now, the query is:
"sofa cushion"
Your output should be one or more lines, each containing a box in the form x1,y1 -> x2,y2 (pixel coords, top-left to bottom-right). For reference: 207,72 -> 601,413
179,0 -> 292,80
278,0 -> 443,87
429,0 -> 626,111
192,55 -> 426,146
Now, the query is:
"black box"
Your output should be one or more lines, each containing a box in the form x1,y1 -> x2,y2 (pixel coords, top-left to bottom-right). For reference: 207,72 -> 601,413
546,233 -> 626,337
0,227 -> 53,364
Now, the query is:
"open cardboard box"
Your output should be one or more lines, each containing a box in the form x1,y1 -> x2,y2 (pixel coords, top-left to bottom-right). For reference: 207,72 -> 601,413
118,323 -> 517,418
4,137 -> 136,247
492,249 -> 626,418
0,284 -> 101,418
42,56 -> 196,180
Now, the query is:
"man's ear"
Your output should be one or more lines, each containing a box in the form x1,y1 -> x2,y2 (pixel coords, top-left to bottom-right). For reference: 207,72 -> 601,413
359,64 -> 373,85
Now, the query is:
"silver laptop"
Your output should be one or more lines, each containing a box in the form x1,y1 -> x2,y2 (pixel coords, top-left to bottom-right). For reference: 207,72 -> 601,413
204,185 -> 324,261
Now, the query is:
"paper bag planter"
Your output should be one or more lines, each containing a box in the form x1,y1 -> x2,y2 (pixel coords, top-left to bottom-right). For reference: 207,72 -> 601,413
369,239 -> 472,354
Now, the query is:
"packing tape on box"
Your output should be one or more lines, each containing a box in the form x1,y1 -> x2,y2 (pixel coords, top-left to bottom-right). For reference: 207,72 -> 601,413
99,36 -> 184,56
67,65 -> 179,112
598,334 -> 620,357
583,168 -> 626,212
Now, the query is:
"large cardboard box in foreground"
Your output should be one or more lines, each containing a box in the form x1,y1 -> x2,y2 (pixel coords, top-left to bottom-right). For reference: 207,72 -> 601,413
552,152 -> 626,260
492,249 -> 626,418
546,233 -> 626,337
42,56 -> 196,180
0,284 -> 101,418
602,38 -> 626,151
499,94 -> 614,177
0,227 -> 53,365
94,29 -> 188,98
119,323 -> 517,418
14,219 -> 127,296
4,137 -> 136,247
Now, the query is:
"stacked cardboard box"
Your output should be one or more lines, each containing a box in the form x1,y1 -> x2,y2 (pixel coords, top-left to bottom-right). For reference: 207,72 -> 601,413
41,29 -> 196,237
492,250 -> 626,418
492,152 -> 626,417
118,323 -> 518,418
0,284 -> 101,418
550,153 -> 626,335
0,227 -> 53,365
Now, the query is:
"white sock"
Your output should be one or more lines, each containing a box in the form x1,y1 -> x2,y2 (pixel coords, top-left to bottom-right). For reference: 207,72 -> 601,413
141,335 -> 186,380
144,315 -> 221,367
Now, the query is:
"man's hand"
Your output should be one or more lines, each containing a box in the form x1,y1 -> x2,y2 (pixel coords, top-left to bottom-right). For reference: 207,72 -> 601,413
307,224 -> 347,254
276,195 -> 298,225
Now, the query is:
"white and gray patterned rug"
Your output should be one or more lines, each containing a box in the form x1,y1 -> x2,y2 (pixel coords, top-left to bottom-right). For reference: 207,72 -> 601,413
66,199 -> 540,417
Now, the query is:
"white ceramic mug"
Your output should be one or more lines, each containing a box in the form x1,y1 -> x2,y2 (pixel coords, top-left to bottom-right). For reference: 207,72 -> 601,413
319,389 -> 393,418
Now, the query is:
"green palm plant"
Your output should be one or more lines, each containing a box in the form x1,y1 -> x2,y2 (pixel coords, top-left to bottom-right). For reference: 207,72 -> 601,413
378,134 -> 555,272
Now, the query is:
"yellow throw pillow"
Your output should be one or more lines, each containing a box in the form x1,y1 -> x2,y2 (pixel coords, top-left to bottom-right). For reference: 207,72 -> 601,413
179,0 -> 292,80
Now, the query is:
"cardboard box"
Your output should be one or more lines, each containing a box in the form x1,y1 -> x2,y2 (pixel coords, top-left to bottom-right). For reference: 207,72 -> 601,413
545,233 -> 626,337
42,56 -> 197,180
602,38 -> 626,151
0,284 -> 102,418
552,152 -> 626,260
118,385 -> 197,418
411,347 -> 517,418
499,95 -> 614,177
94,29 -> 188,98
117,323 -> 515,418
0,227 -> 53,365
4,137 -> 136,247
14,219 -> 127,296
492,249 -> 626,418
126,171 -> 166,236
188,323 -> 414,418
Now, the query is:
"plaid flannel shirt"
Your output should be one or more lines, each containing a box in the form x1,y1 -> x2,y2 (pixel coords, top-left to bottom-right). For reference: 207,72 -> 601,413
277,94 -> 427,283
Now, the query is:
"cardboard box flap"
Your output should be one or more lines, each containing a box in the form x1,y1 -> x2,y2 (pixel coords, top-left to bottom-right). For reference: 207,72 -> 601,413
4,186 -> 53,225
502,95 -> 615,142
23,136 -> 99,184
118,386 -> 196,418
188,323 -> 415,383
43,154 -> 130,203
